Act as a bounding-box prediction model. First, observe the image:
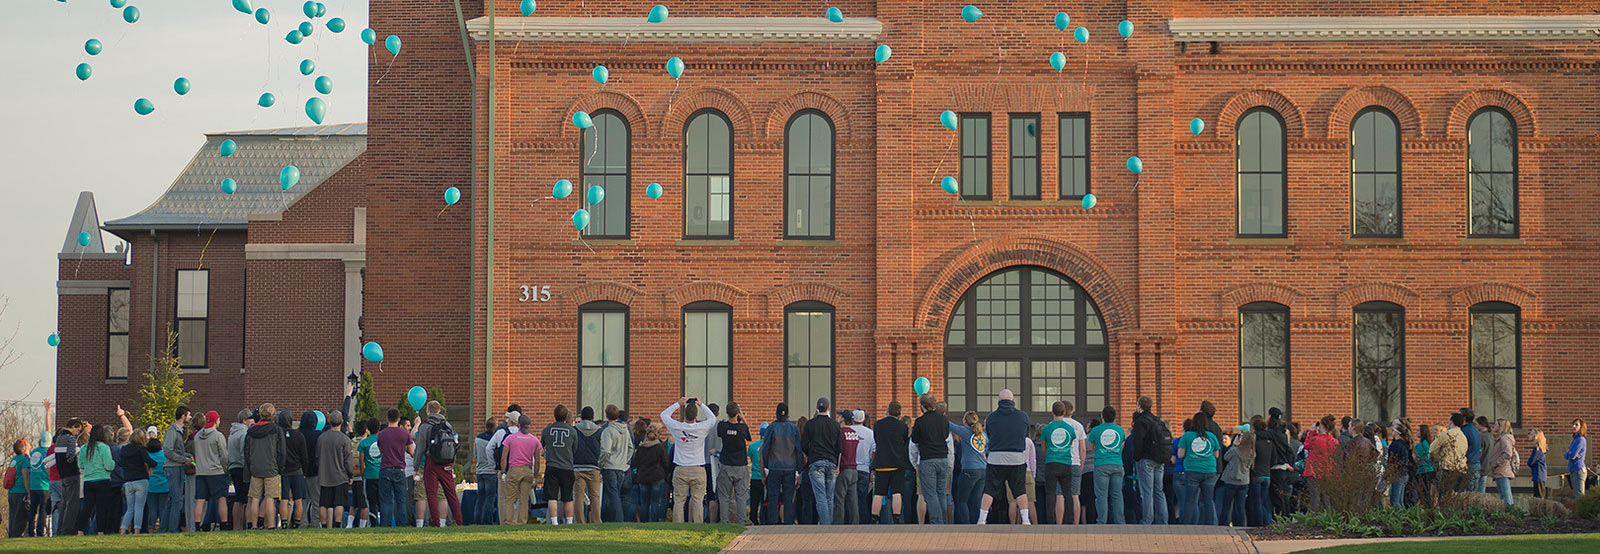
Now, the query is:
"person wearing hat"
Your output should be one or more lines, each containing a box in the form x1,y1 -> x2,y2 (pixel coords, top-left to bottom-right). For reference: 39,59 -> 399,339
192,411 -> 229,531
759,403 -> 802,524
800,397 -> 842,525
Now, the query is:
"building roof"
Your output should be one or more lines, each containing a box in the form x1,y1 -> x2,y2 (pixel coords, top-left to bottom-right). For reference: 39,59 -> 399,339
60,191 -> 106,255
102,123 -> 366,232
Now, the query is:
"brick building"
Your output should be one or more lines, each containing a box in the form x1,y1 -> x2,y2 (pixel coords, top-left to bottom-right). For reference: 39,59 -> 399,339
63,2 -> 1600,433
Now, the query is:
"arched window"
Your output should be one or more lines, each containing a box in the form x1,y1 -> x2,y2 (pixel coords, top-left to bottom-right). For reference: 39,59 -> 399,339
1351,108 -> 1401,237
582,110 -> 630,239
785,111 -> 834,239
1467,108 -> 1518,237
579,301 -> 628,409
1239,302 -> 1289,420
1237,108 -> 1287,238
682,301 -> 732,408
1354,301 -> 1405,422
684,110 -> 733,239
784,301 -> 834,412
1469,302 -> 1520,424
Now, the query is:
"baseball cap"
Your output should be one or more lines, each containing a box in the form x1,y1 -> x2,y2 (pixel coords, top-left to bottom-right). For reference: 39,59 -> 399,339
237,408 -> 253,422
205,411 -> 220,427
760,421 -> 770,434
854,410 -> 866,423
776,402 -> 788,418
816,397 -> 830,411
145,426 -> 158,436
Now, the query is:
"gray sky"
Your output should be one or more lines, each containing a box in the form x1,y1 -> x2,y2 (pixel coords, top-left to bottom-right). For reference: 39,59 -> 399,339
0,0 -> 369,403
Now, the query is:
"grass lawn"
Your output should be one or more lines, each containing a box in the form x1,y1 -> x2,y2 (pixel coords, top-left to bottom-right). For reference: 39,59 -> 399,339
0,523 -> 744,553
1301,533 -> 1600,553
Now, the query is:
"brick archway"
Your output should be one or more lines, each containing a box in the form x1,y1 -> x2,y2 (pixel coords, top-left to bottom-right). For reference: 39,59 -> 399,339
559,90 -> 650,141
1217,89 -> 1307,141
661,88 -> 757,140
916,234 -> 1131,333
1445,90 -> 1536,139
1327,86 -> 1424,140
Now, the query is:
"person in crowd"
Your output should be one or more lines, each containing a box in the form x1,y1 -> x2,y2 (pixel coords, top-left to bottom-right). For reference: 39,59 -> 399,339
979,389 -> 1030,525
866,402 -> 907,525
1413,423 -> 1435,505
833,410 -> 860,525
1488,419 -> 1519,506
1090,406 -> 1126,524
357,419 -> 383,528
1302,416 -> 1339,511
316,411 -> 353,529
714,403 -> 752,525
161,407 -> 194,533
1177,411 -> 1219,526
704,404 -> 721,524
1567,419 -> 1588,497
1386,421 -> 1413,508
8,438 -> 34,537
1172,419 -> 1191,523
500,414 -> 543,525
1041,400 -> 1082,525
373,408 -> 411,528
191,411 -> 228,531
570,407 -> 604,524
629,422 -> 671,523
1128,396 -> 1171,525
849,411 -> 875,524
273,409 -> 308,529
763,402 -> 804,525
1459,408 -> 1484,493
662,398 -> 717,523
1528,429 -> 1548,499
472,417 -> 499,525
907,394 -> 948,525
53,418 -> 86,536
800,397 -> 842,525
299,411 -> 325,530
27,427 -> 51,537
1219,427 -> 1251,527
748,423 -> 767,525
1261,408 -> 1293,517
1246,418 -> 1272,526
142,433 -> 167,533
488,407 -> 521,524
541,405 -> 577,525
949,411 -> 986,524
226,409 -> 253,531
414,401 -> 463,527
1431,414 -> 1469,493
76,424 -> 115,534
600,405 -> 635,523
1023,423 -> 1041,525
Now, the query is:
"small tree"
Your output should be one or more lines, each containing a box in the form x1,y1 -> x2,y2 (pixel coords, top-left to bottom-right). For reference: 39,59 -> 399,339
396,392 -> 417,421
354,372 -> 379,425
135,325 -> 196,431
429,388 -> 446,411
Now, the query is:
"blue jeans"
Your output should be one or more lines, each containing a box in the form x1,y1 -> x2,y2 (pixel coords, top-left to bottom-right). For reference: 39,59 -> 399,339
954,468 -> 985,524
1468,462 -> 1485,492
808,461 -> 838,525
1571,469 -> 1588,498
48,481 -> 62,536
1496,477 -> 1513,506
1390,474 -> 1409,508
601,469 -> 626,522
1094,464 -> 1125,524
629,480 -> 666,522
916,460 -> 950,524
475,473 -> 498,524
1249,478 -> 1272,526
620,473 -> 636,522
378,468 -> 407,527
161,467 -> 189,532
1182,472 -> 1218,526
1217,483 -> 1246,527
1136,460 -> 1168,525
121,479 -> 149,532
1173,472 -> 1188,523
766,469 -> 796,524
144,492 -> 166,533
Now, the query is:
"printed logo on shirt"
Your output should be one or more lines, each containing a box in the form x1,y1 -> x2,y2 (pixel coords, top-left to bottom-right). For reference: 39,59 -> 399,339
547,429 -> 570,448
1191,436 -> 1213,456
971,434 -> 987,455
1050,427 -> 1070,449
1099,429 -> 1122,450
367,443 -> 381,458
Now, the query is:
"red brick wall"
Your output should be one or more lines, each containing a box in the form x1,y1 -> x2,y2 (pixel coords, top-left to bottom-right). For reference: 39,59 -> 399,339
55,258 -> 131,420
243,259 -> 347,416
251,152 -> 367,244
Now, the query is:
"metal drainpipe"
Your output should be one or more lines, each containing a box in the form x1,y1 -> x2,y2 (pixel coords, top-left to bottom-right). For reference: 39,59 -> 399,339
485,0 -> 498,419
149,229 -> 158,362
451,0 -> 480,426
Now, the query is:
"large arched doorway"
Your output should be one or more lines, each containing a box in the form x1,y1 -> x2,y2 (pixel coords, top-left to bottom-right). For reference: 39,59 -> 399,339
944,266 -> 1109,421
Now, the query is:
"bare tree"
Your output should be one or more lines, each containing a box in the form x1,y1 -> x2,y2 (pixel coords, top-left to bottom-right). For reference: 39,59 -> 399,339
0,296 -> 20,372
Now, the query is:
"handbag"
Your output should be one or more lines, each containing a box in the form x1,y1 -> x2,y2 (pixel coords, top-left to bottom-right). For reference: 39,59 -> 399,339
3,466 -> 15,489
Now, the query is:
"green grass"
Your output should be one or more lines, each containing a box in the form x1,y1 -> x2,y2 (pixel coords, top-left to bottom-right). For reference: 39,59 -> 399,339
0,523 -> 744,553
1300,533 -> 1600,553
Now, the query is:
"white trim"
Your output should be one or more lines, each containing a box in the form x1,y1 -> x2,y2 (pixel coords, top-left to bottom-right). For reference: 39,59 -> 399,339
57,280 -> 132,295
1169,16 -> 1600,41
57,252 -> 125,261
244,243 -> 365,261
466,16 -> 882,42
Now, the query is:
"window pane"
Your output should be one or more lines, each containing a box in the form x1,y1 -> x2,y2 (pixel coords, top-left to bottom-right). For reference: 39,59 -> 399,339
177,271 -> 208,318
1259,174 -> 1284,235
809,176 -> 832,236
109,289 -> 130,333
1257,113 -> 1283,171
685,312 -> 707,366
685,368 -> 707,402
707,311 -> 729,365
947,303 -> 966,346
581,314 -> 603,366
177,319 -> 206,367
1373,114 -> 1399,173
686,114 -> 709,173
809,313 -> 831,365
809,117 -> 831,174
1240,306 -> 1289,420
108,335 -> 128,379
1355,308 -> 1405,421
604,312 -> 625,365
582,368 -> 601,410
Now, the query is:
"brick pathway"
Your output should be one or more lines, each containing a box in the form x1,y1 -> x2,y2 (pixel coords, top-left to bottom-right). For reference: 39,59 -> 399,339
721,524 -> 1257,554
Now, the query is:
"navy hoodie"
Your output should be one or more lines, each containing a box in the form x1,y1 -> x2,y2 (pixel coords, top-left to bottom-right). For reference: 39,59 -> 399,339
984,399 -> 1030,462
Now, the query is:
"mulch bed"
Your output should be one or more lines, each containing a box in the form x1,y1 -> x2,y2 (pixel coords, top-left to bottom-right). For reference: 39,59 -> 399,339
1249,518 -> 1600,541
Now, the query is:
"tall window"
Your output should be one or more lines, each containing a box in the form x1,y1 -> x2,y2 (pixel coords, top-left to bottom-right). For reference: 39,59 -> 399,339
682,302 -> 732,408
582,110 -> 630,238
784,302 -> 834,412
1467,108 -> 1518,237
1009,114 -> 1041,200
684,110 -> 733,239
784,110 -> 834,239
108,288 -> 129,379
1470,302 -> 1520,424
1351,108 -> 1401,237
1237,108 -> 1287,237
959,113 -> 992,200
579,301 -> 628,410
1354,301 -> 1405,422
1058,113 -> 1090,199
176,270 -> 208,369
1239,302 -> 1289,420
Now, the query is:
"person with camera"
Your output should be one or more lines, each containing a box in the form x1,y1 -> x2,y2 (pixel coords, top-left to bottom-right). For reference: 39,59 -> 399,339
661,398 -> 717,522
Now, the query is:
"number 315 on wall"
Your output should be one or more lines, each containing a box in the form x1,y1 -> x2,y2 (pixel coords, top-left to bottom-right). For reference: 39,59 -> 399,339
518,285 -> 552,302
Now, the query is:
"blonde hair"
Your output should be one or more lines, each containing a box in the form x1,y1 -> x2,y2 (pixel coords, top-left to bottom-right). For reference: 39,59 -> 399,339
115,427 -> 132,444
648,422 -> 666,438
1532,430 -> 1548,452
964,411 -> 983,435
1496,419 -> 1514,437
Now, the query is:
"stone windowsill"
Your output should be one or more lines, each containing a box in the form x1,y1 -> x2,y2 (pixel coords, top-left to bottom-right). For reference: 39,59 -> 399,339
1228,237 -> 1294,246
675,239 -> 740,246
1344,237 -> 1408,246
572,239 -> 638,247
1462,237 -> 1524,246
775,239 -> 842,247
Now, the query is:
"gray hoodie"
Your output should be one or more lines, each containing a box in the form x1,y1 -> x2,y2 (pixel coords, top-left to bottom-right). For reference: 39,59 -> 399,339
227,422 -> 249,471
599,420 -> 634,472
163,422 -> 192,467
194,426 -> 228,476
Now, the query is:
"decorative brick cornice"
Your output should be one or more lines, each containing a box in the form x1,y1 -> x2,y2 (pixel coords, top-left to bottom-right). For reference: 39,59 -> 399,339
468,16 -> 882,42
661,88 -> 757,140
663,281 -> 751,313
1217,89 -> 1306,140
765,91 -> 854,139
1334,282 -> 1422,314
1446,90 -> 1537,138
1446,282 -> 1539,318
767,282 -> 846,317
946,83 -> 1096,113
1169,16 -> 1600,42
1327,86 -> 1424,140
1220,283 -> 1306,313
561,280 -> 646,313
1176,62 -> 1598,74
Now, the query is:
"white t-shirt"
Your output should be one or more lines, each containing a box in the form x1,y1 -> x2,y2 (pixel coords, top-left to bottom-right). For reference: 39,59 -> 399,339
661,402 -> 717,466
1066,418 -> 1087,466
850,424 -> 875,471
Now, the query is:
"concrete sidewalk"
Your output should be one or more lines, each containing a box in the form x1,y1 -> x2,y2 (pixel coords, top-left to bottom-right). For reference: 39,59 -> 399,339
721,524 -> 1255,554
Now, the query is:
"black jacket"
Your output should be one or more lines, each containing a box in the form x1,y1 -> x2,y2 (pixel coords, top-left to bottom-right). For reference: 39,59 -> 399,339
801,413 -> 842,466
1130,410 -> 1172,464
872,416 -> 911,471
282,428 -> 307,476
911,411 -> 950,460
1262,425 -> 1292,467
299,411 -> 323,478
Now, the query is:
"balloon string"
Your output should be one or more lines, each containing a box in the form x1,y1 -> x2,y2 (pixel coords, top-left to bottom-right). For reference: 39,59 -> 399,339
195,227 -> 219,270
374,54 -> 397,86
924,132 -> 956,188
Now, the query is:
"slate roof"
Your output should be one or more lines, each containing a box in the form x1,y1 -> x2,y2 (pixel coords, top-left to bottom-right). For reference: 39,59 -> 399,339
102,123 -> 366,231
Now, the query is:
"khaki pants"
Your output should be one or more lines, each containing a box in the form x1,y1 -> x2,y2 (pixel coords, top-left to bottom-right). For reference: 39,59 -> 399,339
501,466 -> 534,524
574,470 -> 603,523
672,466 -> 708,523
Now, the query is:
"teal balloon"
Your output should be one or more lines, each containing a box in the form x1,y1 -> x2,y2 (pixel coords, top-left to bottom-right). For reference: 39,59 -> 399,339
1190,118 -> 1205,135
258,92 -> 276,107
666,57 -> 684,78
826,7 -> 843,22
407,386 -> 426,411
299,21 -> 314,37
221,178 -> 238,194
133,98 -> 154,115
300,59 -> 316,75
552,179 -> 573,199
941,176 -> 958,194
1126,156 -> 1143,174
592,65 -> 609,85
1074,26 -> 1089,43
1049,51 -> 1065,71
572,111 -> 593,129
315,2 -> 325,17
520,0 -> 536,16
219,139 -> 238,157
286,30 -> 304,44
362,341 -> 383,362
75,63 -> 92,81
280,165 -> 301,190
111,0 -> 128,8
1081,193 -> 1097,210
647,5 -> 668,23
122,5 -> 139,23
913,377 -> 930,395
173,77 -> 191,96
874,44 -> 891,63
572,209 -> 591,231
327,17 -> 345,33
940,110 -> 957,131
302,1 -> 317,18
85,39 -> 102,56
47,334 -> 60,347
586,184 -> 605,206
444,186 -> 461,205
77,231 -> 91,246
646,182 -> 663,199
305,97 -> 327,124
313,411 -> 326,431
961,5 -> 982,22
233,0 -> 253,15
1054,12 -> 1069,31
255,8 -> 270,24
385,35 -> 401,55
314,75 -> 333,94
1118,20 -> 1133,39
360,28 -> 376,44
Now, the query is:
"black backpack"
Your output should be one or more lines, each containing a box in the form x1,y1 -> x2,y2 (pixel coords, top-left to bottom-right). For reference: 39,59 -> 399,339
1147,416 -> 1174,460
427,420 -> 458,465
491,423 -> 511,471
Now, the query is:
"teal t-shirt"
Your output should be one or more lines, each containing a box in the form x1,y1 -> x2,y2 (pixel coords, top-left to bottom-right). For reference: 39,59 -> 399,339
1179,431 -> 1219,474
748,440 -> 763,480
1090,423 -> 1126,466
8,454 -> 28,493
1042,420 -> 1077,465
27,447 -> 50,491
359,435 -> 381,480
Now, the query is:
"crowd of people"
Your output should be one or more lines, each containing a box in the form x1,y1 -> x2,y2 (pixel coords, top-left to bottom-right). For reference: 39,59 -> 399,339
6,390 -> 1594,536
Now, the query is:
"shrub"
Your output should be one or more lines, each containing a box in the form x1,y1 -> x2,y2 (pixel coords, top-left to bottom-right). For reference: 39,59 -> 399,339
1307,445 -> 1391,513
1441,491 -> 1506,512
1516,495 -> 1571,519
1576,488 -> 1600,520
